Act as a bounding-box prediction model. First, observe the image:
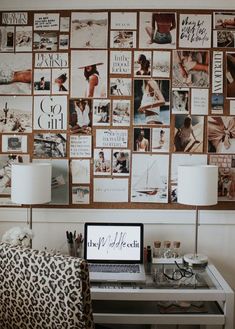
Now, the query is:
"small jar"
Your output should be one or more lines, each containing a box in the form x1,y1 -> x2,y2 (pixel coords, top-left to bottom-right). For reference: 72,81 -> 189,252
153,240 -> 162,258
162,240 -> 172,258
172,241 -> 181,258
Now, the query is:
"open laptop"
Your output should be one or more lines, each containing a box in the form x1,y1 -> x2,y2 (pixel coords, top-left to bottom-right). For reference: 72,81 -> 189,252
84,222 -> 146,282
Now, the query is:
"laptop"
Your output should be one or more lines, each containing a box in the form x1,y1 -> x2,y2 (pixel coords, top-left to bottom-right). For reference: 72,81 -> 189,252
84,222 -> 146,282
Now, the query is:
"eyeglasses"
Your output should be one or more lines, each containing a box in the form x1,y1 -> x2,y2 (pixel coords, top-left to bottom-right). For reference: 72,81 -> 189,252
163,261 -> 194,281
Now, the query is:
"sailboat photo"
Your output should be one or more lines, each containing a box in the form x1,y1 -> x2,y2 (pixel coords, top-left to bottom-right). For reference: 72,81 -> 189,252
131,154 -> 169,203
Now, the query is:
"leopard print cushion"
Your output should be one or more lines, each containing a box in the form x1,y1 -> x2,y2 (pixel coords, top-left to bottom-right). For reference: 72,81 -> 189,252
0,243 -> 94,329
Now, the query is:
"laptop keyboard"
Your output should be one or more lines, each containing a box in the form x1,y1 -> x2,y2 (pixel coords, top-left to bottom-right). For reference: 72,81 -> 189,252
89,263 -> 140,273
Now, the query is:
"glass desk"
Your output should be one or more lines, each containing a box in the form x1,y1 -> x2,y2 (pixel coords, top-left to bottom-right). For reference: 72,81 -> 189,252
91,263 -> 234,329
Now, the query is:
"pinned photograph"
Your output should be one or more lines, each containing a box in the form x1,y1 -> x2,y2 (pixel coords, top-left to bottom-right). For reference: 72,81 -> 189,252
172,88 -> 189,114
59,34 -> 69,50
72,186 -> 90,204
69,99 -> 92,135
0,27 -> 14,52
112,150 -> 130,175
133,127 -> 151,152
2,135 -> 27,153
131,154 -> 169,203
0,154 -> 30,195
33,32 -> 58,51
139,12 -> 176,49
71,50 -> 107,98
172,50 -> 209,88
0,53 -> 32,95
134,79 -> 170,125
209,154 -> 235,201
34,69 -> 51,94
110,31 -> 136,49
152,127 -> 170,152
213,30 -> 235,48
71,159 -> 90,184
211,94 -> 224,114
110,78 -> 131,96
208,116 -> 235,153
71,12 -> 108,48
33,133 -> 67,158
92,99 -> 110,126
0,96 -> 32,133
152,51 -> 171,78
52,68 -> 69,94
214,12 -> 235,30
174,115 -> 204,153
134,51 -> 151,77
94,148 -> 111,175
112,99 -> 130,126
15,26 -> 32,52
226,52 -> 235,98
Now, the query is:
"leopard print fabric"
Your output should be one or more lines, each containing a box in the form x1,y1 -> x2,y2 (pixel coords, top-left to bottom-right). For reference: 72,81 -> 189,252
0,243 -> 94,329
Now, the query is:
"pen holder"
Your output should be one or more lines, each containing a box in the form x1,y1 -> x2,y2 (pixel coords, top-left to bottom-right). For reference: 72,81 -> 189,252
67,243 -> 75,257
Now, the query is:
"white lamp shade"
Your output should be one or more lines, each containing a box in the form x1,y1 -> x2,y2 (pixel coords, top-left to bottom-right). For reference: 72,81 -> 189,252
178,165 -> 218,206
11,163 -> 52,204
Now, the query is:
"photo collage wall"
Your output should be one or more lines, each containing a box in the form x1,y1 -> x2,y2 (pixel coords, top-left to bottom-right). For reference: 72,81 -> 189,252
0,10 -> 235,208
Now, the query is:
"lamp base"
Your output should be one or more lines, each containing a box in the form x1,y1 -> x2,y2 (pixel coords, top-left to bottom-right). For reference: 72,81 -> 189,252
183,253 -> 208,268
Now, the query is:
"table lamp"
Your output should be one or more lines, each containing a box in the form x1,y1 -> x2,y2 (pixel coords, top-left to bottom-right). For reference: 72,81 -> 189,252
177,165 -> 218,267
11,163 -> 52,247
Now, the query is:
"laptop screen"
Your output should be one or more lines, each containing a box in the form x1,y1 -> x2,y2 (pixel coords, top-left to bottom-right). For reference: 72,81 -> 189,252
84,223 -> 144,264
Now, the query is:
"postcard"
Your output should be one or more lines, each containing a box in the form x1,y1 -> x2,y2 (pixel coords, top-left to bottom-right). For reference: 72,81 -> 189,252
212,51 -> 223,93
70,135 -> 92,158
151,127 -> 170,153
110,78 -> 132,96
72,186 -> 90,204
2,135 -> 27,153
93,99 -> 111,126
133,127 -> 151,152
110,30 -> 136,49
51,68 -> 69,94
191,89 -> 209,115
172,88 -> 189,114
34,13 -> 60,31
93,178 -> 129,202
112,99 -> 131,126
96,129 -> 128,148
34,69 -> 51,94
33,32 -> 58,52
93,148 -> 111,175
69,99 -> 92,135
60,17 -> 70,32
0,27 -> 14,52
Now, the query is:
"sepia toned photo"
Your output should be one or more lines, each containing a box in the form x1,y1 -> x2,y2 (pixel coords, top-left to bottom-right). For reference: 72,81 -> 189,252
172,50 -> 210,88
33,32 -> 58,51
92,99 -> 110,126
139,12 -> 176,49
131,154 -> 169,203
226,52 -> 235,98
110,30 -> 136,49
174,115 -> 204,153
152,51 -> 171,78
72,186 -> 90,204
112,150 -> 130,176
134,79 -> 170,125
69,98 -> 92,134
0,53 -> 32,95
15,26 -> 32,52
71,12 -> 108,48
0,26 -> 14,52
172,88 -> 189,114
59,34 -> 69,50
133,127 -> 151,152
0,96 -> 32,133
110,78 -> 132,96
93,148 -> 111,175
71,50 -> 107,98
33,133 -> 67,158
2,135 -> 27,153
51,68 -> 69,94
112,99 -> 130,126
214,12 -> 235,30
34,69 -> 51,94
208,116 -> 235,153
209,154 -> 235,201
151,127 -> 170,152
134,51 -> 151,77
213,30 -> 235,48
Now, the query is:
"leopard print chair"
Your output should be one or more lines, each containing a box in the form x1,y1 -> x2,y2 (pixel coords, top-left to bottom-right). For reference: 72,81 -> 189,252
0,242 -> 95,329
